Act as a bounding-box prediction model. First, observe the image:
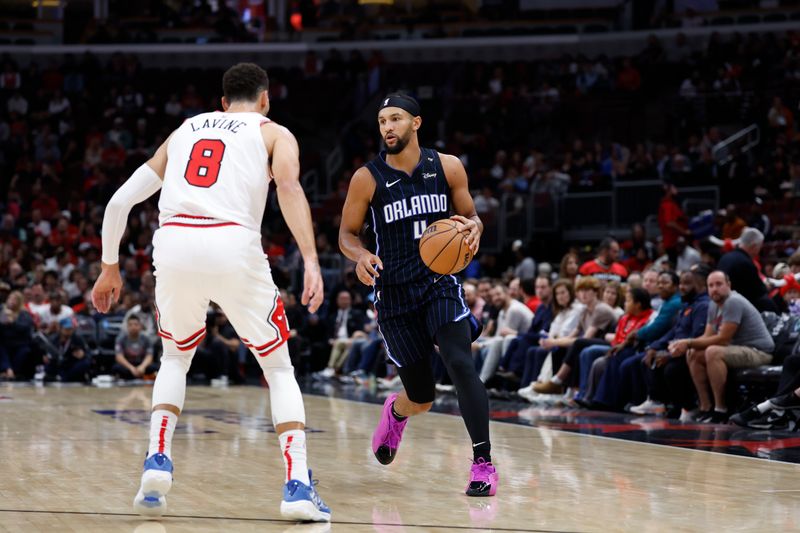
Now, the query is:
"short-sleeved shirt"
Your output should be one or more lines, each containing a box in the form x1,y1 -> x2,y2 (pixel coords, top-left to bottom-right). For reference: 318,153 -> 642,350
707,291 -> 774,353
115,333 -> 154,366
497,299 -> 534,334
579,302 -> 617,337
578,259 -> 628,283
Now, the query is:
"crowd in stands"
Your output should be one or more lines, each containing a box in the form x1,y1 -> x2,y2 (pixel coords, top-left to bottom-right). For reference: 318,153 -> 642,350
1,29 -> 800,430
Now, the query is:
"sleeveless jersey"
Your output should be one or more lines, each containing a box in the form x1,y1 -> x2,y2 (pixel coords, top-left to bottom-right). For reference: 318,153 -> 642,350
366,148 -> 451,286
159,111 -> 271,230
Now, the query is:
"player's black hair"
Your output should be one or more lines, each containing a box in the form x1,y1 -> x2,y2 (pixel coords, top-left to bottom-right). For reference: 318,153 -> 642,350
223,63 -> 269,103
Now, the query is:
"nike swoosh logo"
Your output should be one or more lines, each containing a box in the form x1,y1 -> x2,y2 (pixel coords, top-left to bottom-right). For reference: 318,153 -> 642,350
472,441 -> 486,448
387,179 -> 401,188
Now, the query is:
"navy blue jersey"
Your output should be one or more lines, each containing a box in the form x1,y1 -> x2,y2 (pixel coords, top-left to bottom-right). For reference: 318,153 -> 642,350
365,148 -> 451,286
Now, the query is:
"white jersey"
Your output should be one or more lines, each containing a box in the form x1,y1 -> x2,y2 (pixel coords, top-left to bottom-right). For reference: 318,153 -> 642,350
159,111 -> 271,231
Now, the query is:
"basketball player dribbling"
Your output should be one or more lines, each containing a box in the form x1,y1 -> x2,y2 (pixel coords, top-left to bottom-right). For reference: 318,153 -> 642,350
91,63 -> 331,521
339,94 -> 499,496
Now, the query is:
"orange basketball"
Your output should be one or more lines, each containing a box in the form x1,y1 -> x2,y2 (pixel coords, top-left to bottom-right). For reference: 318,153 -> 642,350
418,219 -> 473,275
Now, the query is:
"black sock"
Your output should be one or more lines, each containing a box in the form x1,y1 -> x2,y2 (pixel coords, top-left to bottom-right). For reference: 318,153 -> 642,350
435,319 -> 492,463
472,441 -> 491,463
391,402 -> 407,422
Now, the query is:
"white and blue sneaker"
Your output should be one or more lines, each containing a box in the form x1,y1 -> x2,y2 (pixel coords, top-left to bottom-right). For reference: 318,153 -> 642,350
133,453 -> 173,517
280,470 -> 331,522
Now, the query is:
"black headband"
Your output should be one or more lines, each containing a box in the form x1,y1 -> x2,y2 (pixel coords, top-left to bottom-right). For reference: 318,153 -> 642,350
379,94 -> 420,117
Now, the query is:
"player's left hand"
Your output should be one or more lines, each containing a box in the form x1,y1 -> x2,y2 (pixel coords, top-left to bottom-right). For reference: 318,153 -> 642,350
302,260 -> 324,314
92,263 -> 123,314
450,215 -> 481,255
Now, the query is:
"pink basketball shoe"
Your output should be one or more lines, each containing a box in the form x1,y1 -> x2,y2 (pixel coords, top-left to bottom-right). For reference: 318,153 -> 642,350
466,458 -> 498,496
371,392 -> 408,465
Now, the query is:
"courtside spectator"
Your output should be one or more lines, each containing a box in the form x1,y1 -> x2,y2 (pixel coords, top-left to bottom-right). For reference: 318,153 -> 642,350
0,290 -> 35,380
674,271 -> 774,423
478,283 -> 534,383
113,314 -> 156,380
630,267 -> 710,417
43,317 -> 91,382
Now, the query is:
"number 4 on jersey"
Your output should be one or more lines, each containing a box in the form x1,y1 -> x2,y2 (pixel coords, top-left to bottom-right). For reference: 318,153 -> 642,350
184,139 -> 226,188
413,220 -> 428,239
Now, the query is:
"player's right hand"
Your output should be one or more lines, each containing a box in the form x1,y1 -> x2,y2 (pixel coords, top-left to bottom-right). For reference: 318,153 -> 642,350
355,252 -> 383,287
92,263 -> 123,314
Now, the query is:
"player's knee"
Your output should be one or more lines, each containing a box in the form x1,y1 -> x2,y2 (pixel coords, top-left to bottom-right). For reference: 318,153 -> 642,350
161,352 -> 192,374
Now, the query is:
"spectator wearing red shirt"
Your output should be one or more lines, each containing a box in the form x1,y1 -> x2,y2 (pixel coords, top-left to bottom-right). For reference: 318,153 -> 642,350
658,183 -> 689,262
520,278 -> 540,312
579,237 -> 629,283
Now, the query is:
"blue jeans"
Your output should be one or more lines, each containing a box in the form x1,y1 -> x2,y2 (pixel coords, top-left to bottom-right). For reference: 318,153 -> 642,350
578,344 -> 611,399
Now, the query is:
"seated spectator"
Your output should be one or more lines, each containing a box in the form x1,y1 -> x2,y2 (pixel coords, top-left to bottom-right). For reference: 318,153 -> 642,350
462,282 -> 485,320
341,300 -> 383,382
586,270 -> 682,409
716,227 -> 777,312
526,276 -> 616,395
642,267 -> 663,311
477,283 -> 534,383
654,236 -> 701,273
602,280 -> 625,320
313,291 -> 367,380
113,314 -> 156,380
629,267 -> 710,417
732,344 -> 800,429
495,276 -> 554,382
520,278 -> 540,312
43,317 -> 91,382
517,279 -> 583,398
0,290 -> 35,380
559,252 -> 579,283
674,271 -> 775,423
535,287 -> 653,399
579,237 -> 629,283
34,290 -> 74,334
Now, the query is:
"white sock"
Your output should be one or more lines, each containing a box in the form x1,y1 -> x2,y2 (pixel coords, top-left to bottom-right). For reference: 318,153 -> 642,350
148,410 -> 178,458
551,376 -> 563,385
714,407 -> 727,414
279,430 -> 309,485
757,399 -> 774,413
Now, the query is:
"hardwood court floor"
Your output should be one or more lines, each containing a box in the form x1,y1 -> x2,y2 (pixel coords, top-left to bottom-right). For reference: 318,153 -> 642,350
2,383 -> 800,532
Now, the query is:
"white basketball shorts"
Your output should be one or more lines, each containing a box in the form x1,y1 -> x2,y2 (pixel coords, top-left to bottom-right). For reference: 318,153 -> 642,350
151,219 -> 291,368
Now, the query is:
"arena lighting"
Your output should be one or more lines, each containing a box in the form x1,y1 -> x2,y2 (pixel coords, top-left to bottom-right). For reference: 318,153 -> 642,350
30,0 -> 60,6
359,0 -> 395,4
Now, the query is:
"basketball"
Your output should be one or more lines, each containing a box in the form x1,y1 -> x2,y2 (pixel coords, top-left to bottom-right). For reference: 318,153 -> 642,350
418,219 -> 472,275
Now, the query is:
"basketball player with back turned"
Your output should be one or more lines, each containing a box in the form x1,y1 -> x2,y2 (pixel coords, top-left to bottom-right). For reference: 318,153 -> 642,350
91,63 -> 330,521
339,94 -> 499,496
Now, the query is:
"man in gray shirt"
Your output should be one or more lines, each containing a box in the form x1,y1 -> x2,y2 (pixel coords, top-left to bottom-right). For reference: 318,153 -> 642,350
478,283 -> 534,383
669,271 -> 774,423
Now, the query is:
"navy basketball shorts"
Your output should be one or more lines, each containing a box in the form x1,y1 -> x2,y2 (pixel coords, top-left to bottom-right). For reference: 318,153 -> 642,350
375,276 -> 479,368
